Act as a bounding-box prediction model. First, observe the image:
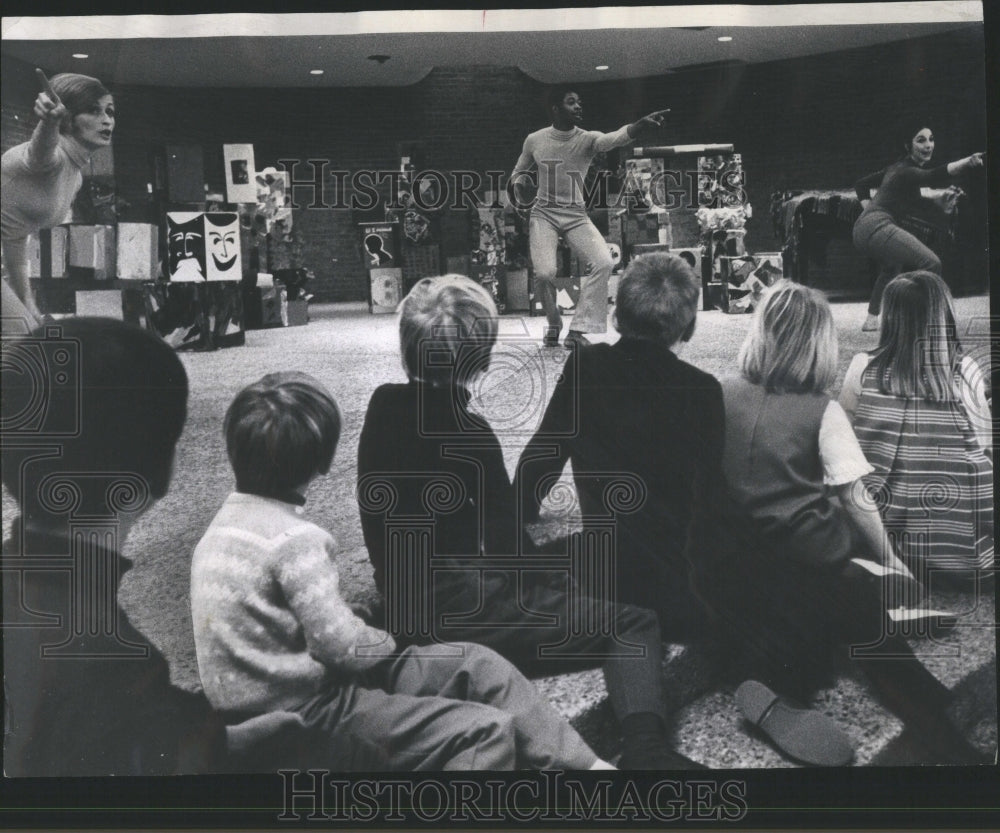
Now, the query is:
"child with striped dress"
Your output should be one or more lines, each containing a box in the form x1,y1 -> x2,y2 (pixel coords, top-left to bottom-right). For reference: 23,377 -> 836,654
839,270 -> 993,588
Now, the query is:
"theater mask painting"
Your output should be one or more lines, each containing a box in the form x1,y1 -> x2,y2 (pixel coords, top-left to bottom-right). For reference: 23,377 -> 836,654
205,213 -> 242,281
166,212 -> 206,281
166,212 -> 242,281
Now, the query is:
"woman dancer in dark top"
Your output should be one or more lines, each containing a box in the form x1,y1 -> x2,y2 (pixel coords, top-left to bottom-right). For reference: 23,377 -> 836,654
852,123 -> 982,331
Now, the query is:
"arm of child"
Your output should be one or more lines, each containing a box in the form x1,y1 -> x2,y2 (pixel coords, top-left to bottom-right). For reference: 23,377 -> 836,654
820,400 -> 915,579
836,479 -> 913,579
837,353 -> 870,422
276,529 -> 396,671
514,351 -> 578,527
959,355 -> 992,455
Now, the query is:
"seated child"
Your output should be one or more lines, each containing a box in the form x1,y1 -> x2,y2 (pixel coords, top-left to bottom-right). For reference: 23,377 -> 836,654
3,318 -> 233,775
192,370 -> 610,771
839,270 -> 993,585
517,253 -> 720,637
691,280 -> 985,765
358,273 -> 698,769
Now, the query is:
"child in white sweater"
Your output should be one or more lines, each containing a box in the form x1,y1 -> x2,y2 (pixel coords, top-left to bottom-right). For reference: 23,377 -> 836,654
191,371 -> 610,771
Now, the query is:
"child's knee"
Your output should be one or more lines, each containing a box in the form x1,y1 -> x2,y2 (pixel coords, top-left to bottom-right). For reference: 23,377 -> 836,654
463,709 -> 517,769
460,641 -> 514,673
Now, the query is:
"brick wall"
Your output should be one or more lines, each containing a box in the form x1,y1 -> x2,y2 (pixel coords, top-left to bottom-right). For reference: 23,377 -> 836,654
2,27 -> 986,301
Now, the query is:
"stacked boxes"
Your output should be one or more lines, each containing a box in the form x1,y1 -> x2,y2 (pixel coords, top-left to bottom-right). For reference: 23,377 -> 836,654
39,227 -> 68,278
116,223 -> 158,280
68,224 -> 116,281
359,221 -> 403,314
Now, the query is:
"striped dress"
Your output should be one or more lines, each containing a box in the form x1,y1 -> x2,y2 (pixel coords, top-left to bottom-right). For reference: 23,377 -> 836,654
851,360 -> 993,575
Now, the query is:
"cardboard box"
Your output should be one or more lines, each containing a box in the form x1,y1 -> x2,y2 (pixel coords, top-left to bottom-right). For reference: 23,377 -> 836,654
40,226 -> 68,278
359,222 -> 401,270
672,247 -> 703,277
718,255 -> 757,286
630,243 -> 671,261
261,285 -> 288,327
505,268 -> 530,312
286,299 -> 309,327
117,222 -> 159,280
24,233 -> 42,278
370,267 -> 403,314
166,212 -> 242,282
75,289 -> 124,319
68,224 -> 115,280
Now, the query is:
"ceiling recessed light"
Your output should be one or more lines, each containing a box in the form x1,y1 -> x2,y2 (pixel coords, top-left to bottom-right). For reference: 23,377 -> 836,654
309,69 -> 324,75
72,53 -> 89,59
717,36 -> 733,42
595,65 -> 609,71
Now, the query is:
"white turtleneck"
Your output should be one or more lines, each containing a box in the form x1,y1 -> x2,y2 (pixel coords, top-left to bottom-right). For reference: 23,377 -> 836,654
2,133 -> 91,240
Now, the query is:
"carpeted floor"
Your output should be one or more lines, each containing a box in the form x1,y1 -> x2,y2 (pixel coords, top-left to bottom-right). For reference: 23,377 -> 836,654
3,293 -> 991,692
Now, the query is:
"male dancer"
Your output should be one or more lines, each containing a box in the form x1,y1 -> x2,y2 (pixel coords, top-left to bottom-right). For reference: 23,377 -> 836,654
510,88 -> 670,347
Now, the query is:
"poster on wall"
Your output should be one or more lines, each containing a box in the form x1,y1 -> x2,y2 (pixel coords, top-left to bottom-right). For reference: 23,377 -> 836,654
358,222 -> 400,269
166,212 -> 242,281
222,143 -> 257,203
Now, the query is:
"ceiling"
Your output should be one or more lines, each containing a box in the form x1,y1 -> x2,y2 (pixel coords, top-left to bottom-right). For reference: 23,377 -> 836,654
1,9 -> 983,88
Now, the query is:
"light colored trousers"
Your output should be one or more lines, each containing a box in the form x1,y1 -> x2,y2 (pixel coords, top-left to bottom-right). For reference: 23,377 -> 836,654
294,642 -> 597,771
530,205 -> 613,334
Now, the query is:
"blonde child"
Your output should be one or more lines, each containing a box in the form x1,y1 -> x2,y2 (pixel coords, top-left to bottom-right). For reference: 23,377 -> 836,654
690,281 -> 985,765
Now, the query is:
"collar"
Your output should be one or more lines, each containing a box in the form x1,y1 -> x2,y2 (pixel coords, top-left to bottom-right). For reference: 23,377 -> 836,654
616,335 -> 680,359
232,489 -> 307,508
59,135 -> 92,169
410,379 -> 472,405
548,126 -> 580,139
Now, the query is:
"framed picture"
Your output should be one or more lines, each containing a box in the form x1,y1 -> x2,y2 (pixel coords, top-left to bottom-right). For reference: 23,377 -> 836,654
223,143 -> 257,203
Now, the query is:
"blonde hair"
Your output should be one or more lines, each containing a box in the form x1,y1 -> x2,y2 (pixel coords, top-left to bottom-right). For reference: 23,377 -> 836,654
869,271 -> 962,401
739,280 -> 838,393
398,274 -> 499,386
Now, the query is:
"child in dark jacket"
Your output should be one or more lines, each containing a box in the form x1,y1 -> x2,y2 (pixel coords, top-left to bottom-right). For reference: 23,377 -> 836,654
1,318 -> 296,775
358,273 -> 698,769
516,253 -> 722,639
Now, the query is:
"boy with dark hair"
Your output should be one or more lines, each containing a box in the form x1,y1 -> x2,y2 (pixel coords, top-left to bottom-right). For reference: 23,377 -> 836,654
2,319 -> 224,775
193,370 -> 610,771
